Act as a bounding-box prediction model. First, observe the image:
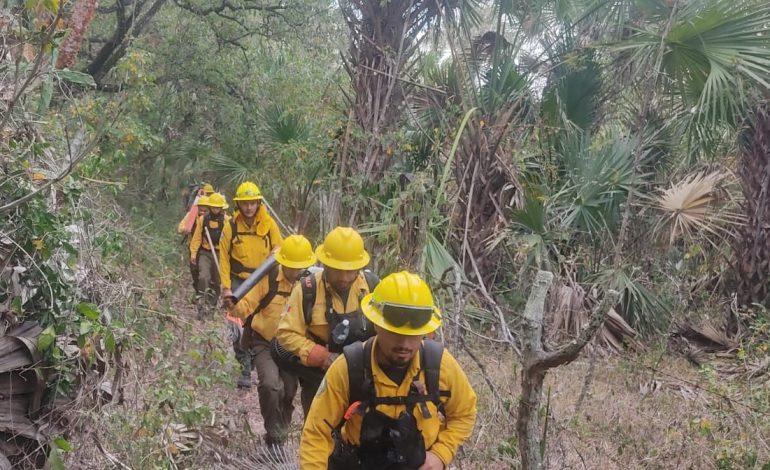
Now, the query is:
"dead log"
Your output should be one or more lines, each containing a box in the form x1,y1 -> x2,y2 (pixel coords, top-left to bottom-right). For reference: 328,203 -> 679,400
516,270 -> 619,470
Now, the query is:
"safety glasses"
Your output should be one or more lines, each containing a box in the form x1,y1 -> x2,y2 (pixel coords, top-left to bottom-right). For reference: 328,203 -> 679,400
370,300 -> 435,328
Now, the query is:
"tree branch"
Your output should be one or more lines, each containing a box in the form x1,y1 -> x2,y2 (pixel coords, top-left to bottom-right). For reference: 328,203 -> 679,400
535,289 -> 620,370
521,270 -> 553,355
0,8 -> 64,132
172,0 -> 287,16
0,127 -> 99,214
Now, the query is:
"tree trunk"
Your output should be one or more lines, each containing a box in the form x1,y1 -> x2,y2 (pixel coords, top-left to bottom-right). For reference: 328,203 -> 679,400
57,0 -> 100,69
85,0 -> 167,82
735,102 -> 770,308
516,271 -> 618,470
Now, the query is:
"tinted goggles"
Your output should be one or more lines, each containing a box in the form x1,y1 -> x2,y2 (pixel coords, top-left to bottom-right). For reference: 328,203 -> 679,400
371,301 -> 435,328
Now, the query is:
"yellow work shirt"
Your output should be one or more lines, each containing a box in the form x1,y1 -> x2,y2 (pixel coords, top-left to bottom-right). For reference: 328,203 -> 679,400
275,271 -> 372,367
218,205 -> 282,289
230,266 -> 293,341
189,213 -> 230,260
300,338 -> 478,469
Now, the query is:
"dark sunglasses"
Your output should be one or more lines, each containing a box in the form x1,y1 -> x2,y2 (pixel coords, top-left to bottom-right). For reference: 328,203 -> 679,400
371,301 -> 435,328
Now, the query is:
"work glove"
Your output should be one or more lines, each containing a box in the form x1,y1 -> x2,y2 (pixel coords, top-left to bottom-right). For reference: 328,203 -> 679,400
224,314 -> 243,345
222,289 -> 234,309
323,353 -> 339,370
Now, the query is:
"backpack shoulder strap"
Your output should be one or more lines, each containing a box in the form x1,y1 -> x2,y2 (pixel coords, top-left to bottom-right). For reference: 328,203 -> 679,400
301,273 -> 318,325
362,270 -> 379,293
228,218 -> 237,254
343,338 -> 375,406
256,266 -> 281,312
421,339 -> 446,400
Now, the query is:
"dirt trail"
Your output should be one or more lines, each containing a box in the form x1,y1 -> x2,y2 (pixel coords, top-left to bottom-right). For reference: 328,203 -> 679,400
169,292 -> 304,467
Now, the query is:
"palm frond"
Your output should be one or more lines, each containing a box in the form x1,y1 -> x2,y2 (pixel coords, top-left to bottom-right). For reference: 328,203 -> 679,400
480,56 -> 533,115
553,131 -> 644,234
541,47 -> 603,133
259,104 -> 309,148
613,0 -> 770,139
548,280 -> 641,352
422,232 -> 462,283
594,266 -> 671,334
653,170 -> 736,245
209,153 -> 255,186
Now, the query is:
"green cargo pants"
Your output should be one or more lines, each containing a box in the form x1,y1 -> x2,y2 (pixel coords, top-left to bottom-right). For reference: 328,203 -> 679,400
240,326 -> 298,443
196,250 -> 220,312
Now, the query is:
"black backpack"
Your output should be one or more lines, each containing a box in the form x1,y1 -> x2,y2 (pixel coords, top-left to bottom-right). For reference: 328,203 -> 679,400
327,338 -> 450,469
300,270 -> 379,324
342,337 -> 449,412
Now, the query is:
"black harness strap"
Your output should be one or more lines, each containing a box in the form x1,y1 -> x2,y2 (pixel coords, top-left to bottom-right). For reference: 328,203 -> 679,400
302,270 -> 380,326
343,338 -> 450,411
256,266 -> 290,312
229,219 -> 273,250
301,273 -> 317,325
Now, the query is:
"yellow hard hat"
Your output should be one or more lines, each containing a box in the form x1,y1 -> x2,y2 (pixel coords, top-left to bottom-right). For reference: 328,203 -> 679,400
275,235 -> 317,269
206,192 -> 229,209
233,181 -> 263,201
315,227 -> 370,271
196,195 -> 211,206
202,183 -> 215,194
361,271 -> 442,336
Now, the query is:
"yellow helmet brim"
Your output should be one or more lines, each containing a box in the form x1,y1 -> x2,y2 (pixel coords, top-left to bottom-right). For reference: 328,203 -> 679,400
361,293 -> 442,336
275,251 -> 317,269
315,244 -> 370,271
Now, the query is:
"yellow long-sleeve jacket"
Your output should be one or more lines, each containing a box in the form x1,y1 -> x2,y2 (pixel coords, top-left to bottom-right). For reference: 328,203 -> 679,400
189,213 -> 231,261
218,205 -> 282,289
275,271 -> 372,368
229,266 -> 293,341
300,338 -> 478,469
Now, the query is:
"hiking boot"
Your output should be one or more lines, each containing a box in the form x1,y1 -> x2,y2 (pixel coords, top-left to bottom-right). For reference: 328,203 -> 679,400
195,298 -> 206,321
235,350 -> 252,389
237,374 -> 252,389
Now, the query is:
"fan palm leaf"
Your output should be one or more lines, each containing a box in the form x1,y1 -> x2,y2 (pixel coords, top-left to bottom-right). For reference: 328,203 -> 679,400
612,0 -> 770,143
653,170 -> 736,245
553,131 -> 644,235
209,153 -> 255,186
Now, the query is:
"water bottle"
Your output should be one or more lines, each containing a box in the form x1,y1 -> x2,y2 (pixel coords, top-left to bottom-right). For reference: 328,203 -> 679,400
332,319 -> 350,345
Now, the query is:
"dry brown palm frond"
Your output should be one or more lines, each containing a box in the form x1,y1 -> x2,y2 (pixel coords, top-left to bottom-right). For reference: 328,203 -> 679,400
653,171 -> 738,245
547,279 -> 641,353
672,322 -> 740,353
216,434 -> 300,470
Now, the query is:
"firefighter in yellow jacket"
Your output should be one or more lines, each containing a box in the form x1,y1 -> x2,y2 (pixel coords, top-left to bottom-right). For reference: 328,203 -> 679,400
219,182 -> 283,300
178,183 -> 214,296
229,235 -> 315,449
274,226 -> 378,415
189,193 -> 230,319
219,181 -> 283,388
177,183 -> 215,235
300,271 -> 477,470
